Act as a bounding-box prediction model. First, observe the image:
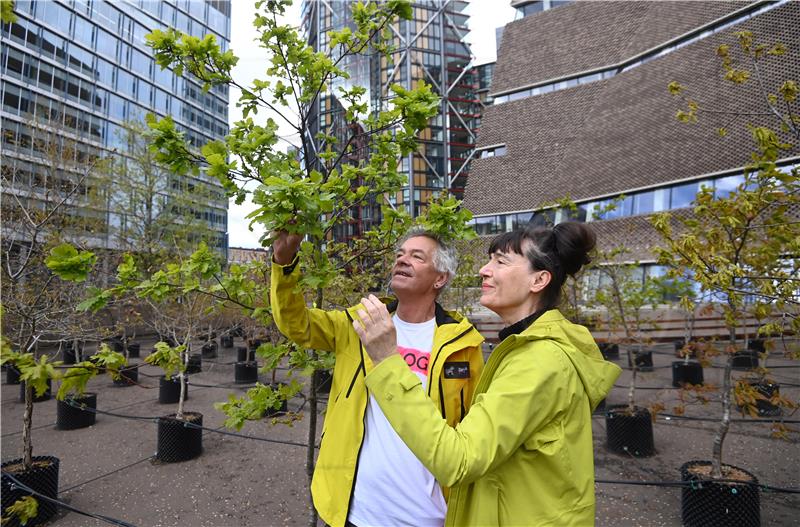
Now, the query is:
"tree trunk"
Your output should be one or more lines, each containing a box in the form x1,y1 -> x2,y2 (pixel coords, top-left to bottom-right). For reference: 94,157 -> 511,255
712,328 -> 736,478
22,384 -> 34,470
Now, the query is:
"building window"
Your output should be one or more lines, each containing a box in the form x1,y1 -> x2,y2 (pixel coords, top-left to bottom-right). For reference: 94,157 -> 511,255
713,174 -> 744,199
479,144 -> 507,158
670,180 -> 703,209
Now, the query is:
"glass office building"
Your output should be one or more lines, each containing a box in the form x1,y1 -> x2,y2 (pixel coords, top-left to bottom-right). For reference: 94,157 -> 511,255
1,0 -> 230,252
301,0 -> 479,241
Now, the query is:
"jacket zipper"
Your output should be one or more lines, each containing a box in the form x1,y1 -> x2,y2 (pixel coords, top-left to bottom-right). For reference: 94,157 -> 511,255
345,311 -> 366,399
427,326 -> 476,398
344,367 -> 369,524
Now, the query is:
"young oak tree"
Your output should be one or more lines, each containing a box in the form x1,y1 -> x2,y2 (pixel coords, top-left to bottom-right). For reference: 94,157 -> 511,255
656,30 -> 799,478
134,2 -> 471,522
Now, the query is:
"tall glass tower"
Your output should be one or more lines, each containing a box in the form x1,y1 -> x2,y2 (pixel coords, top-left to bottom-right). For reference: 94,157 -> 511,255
1,0 -> 231,252
301,0 -> 479,241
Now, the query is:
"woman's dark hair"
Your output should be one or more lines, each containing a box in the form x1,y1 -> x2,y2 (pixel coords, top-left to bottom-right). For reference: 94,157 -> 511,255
488,222 -> 596,311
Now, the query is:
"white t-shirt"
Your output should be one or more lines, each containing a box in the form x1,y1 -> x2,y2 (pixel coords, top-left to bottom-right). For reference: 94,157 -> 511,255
348,315 -> 447,527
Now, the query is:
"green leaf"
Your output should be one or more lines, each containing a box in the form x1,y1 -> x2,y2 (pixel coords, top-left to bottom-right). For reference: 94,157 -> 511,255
45,244 -> 96,282
4,496 -> 38,526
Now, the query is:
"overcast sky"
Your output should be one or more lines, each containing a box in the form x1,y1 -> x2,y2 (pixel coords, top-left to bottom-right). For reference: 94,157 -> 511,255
226,1 -> 517,248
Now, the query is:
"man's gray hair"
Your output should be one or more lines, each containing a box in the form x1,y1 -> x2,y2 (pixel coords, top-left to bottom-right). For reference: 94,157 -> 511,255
398,227 -> 459,294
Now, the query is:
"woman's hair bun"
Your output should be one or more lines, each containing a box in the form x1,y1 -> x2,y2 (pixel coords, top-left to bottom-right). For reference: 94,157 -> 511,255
552,222 -> 596,276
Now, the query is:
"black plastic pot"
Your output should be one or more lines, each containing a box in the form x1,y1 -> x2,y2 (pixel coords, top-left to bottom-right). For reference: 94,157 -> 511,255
605,405 -> 655,457
56,393 -> 97,430
62,341 -> 83,364
738,381 -> 781,417
20,380 -> 52,402
732,350 -> 759,371
266,383 -> 289,417
186,353 -> 202,374
1,456 -> 60,527
156,412 -> 203,463
236,346 -> 256,363
314,369 -> 332,394
628,350 -> 653,372
201,341 -> 218,359
113,364 -> 139,386
681,460 -> 760,527
598,342 -> 619,360
220,335 -> 234,348
159,376 -> 189,404
672,361 -> 704,387
109,337 -> 125,353
234,361 -> 259,384
6,364 -> 21,385
747,339 -> 765,353
127,343 -> 140,358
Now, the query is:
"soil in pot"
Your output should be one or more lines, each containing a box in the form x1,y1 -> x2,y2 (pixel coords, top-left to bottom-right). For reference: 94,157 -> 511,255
220,335 -> 234,348
681,460 -> 760,527
20,380 -> 52,402
159,376 -> 189,404
234,361 -> 259,384
236,346 -> 256,363
156,412 -> 203,463
6,364 -> 21,385
113,364 -> 139,386
598,342 -> 619,360
627,350 -> 653,372
1,456 -> 60,527
732,350 -> 759,371
56,393 -> 97,430
672,361 -> 704,387
605,405 -> 655,457
314,369 -> 333,394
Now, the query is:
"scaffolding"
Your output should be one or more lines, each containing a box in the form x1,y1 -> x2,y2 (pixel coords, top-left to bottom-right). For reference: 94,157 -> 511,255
302,0 -> 480,241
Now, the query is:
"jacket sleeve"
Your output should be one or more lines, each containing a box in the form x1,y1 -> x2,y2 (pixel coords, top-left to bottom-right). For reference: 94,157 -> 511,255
270,256 -> 350,352
365,344 -> 571,487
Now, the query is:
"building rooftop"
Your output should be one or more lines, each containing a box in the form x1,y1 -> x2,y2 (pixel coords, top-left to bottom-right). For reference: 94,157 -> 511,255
466,1 -> 799,217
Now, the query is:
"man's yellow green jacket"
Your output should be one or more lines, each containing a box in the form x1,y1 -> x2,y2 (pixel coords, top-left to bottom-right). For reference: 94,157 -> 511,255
270,258 -> 485,527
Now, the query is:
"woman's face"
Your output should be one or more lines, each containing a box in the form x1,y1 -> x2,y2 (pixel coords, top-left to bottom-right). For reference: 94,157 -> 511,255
479,243 -> 548,324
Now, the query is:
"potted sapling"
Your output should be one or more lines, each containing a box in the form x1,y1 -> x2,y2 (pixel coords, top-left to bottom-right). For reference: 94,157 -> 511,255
657,33 -> 800,524
55,345 -> 126,430
145,341 -> 201,462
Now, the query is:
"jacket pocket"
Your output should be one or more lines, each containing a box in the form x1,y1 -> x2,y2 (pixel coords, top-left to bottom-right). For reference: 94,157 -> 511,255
522,418 -> 564,455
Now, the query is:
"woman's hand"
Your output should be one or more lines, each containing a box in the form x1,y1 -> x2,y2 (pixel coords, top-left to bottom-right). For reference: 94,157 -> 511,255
352,294 -> 396,365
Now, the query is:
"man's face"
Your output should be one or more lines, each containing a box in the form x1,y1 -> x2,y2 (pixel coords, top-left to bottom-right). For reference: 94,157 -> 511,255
390,236 -> 447,298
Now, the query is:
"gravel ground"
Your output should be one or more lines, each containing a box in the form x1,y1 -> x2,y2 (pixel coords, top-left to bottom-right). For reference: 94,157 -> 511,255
2,338 -> 799,526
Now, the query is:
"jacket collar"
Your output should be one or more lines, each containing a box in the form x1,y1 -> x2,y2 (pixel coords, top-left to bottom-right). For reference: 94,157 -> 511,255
383,299 -> 457,327
498,310 -> 545,341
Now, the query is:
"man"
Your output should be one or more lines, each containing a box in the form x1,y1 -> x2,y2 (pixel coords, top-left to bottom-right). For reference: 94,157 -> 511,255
270,228 -> 484,527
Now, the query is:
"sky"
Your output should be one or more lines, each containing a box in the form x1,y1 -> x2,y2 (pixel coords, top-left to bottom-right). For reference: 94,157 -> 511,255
226,1 -> 518,248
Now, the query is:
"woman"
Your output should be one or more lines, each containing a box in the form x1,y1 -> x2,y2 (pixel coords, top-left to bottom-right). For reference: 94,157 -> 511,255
352,222 -> 621,526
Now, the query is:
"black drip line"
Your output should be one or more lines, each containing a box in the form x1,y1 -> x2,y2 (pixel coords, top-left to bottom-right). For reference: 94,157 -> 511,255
1,471 -> 137,527
595,477 -> 800,494
591,410 -> 800,424
59,455 -> 153,494
60,397 -> 320,449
